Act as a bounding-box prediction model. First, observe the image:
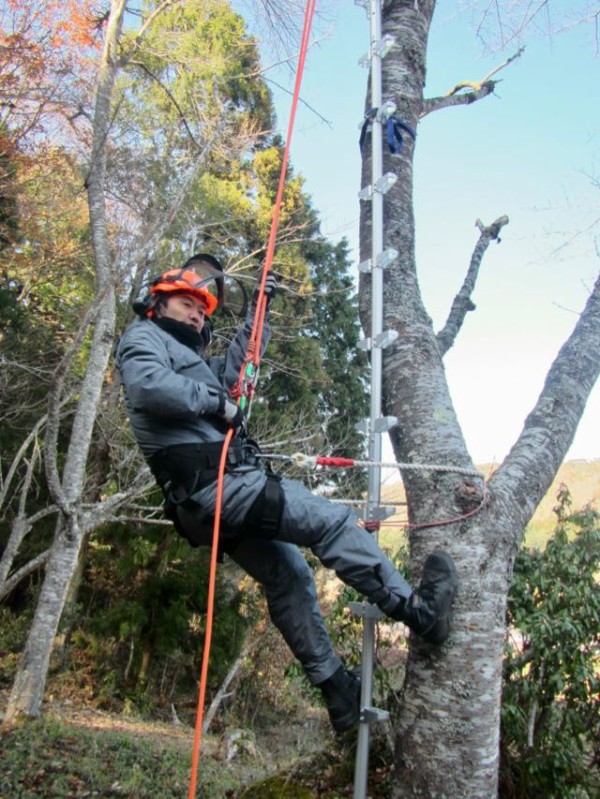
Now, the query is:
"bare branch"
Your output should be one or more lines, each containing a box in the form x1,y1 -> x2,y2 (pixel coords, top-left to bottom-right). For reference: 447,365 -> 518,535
264,76 -> 333,127
119,0 -> 181,66
44,298 -> 107,512
0,503 -> 60,592
475,46 -> 526,85
0,414 -> 46,509
203,633 -> 266,733
476,0 -> 506,46
421,80 -> 497,117
436,215 -> 509,355
80,478 -> 156,534
128,60 -> 202,150
237,0 -> 305,61
421,48 -> 524,117
0,549 -> 50,602
490,270 -> 600,542
504,2 -> 550,49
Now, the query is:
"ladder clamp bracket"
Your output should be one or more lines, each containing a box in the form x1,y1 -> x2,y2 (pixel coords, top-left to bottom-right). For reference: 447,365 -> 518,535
375,34 -> 396,59
377,247 -> 399,269
354,0 -> 369,16
369,505 -> 397,521
377,100 -> 397,121
374,172 -> 397,194
354,505 -> 395,523
357,331 -> 398,351
374,329 -> 398,349
358,184 -> 373,201
359,173 -> 398,200
360,248 -> 398,272
360,706 -> 391,725
354,419 -> 370,435
373,415 -> 398,432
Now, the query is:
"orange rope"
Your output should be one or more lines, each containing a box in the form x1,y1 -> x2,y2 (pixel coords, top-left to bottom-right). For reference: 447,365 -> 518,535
186,1 -> 316,795
187,428 -> 233,799
241,0 -> 317,387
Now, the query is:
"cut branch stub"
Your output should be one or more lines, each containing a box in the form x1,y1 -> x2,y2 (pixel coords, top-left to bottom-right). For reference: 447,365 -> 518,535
437,215 -> 509,355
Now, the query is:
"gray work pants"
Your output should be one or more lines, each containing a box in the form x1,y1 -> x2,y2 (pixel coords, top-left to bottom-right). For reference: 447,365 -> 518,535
176,469 -> 413,685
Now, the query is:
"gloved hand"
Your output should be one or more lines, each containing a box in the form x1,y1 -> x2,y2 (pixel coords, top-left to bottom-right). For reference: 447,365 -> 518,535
252,272 -> 277,307
217,392 -> 245,429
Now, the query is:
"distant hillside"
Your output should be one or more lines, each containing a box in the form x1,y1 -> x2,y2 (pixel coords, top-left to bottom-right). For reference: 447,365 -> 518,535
378,459 -> 600,551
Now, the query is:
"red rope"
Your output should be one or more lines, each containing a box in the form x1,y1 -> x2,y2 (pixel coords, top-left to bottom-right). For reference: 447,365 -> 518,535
187,2 -> 316,796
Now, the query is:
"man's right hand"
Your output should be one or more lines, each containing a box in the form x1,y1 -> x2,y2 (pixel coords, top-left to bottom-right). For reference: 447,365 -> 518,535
218,393 -> 245,429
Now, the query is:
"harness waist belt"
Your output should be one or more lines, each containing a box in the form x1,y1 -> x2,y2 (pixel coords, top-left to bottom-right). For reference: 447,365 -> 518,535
148,440 -> 257,492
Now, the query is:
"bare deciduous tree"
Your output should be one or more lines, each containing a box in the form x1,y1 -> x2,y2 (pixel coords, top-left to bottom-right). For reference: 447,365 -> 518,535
357,1 -> 599,796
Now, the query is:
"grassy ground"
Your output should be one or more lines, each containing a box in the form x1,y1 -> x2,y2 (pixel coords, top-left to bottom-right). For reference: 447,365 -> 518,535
0,577 -> 398,799
1,714 -> 198,798
0,697 -> 384,799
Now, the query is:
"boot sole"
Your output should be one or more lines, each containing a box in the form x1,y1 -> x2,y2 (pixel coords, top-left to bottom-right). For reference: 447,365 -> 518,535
419,551 -> 458,645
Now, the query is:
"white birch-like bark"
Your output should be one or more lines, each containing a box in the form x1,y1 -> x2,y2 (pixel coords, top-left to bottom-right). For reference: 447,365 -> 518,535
2,0 -> 234,722
3,0 -> 127,723
358,1 -> 600,795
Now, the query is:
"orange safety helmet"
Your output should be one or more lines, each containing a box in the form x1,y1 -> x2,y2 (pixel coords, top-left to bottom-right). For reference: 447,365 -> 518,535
149,268 -> 218,316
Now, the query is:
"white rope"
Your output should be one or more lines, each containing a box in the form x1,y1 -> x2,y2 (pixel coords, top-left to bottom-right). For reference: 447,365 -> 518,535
259,451 -> 484,479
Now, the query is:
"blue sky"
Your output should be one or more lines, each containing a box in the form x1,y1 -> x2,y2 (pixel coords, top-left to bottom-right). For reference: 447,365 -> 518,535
249,1 -> 599,464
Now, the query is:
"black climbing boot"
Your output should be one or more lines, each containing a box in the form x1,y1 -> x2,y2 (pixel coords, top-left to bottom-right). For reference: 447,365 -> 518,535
394,550 -> 458,644
318,665 -> 361,732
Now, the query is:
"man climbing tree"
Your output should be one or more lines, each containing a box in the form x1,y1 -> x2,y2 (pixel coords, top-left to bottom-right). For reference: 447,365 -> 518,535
114,252 -> 459,732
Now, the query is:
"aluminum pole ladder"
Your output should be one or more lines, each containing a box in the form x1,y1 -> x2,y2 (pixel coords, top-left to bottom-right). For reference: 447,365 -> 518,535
352,1 -> 399,797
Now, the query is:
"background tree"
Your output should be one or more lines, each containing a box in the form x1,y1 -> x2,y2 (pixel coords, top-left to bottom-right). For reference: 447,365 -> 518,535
3,0 -> 128,723
355,1 -> 600,796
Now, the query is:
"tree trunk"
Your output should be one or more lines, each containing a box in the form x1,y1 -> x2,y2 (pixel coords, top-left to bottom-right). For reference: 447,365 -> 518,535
3,0 -> 125,724
5,519 -> 82,718
359,1 -> 600,795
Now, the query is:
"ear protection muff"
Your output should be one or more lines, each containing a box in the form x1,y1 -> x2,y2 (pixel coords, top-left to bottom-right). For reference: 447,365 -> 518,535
199,320 -> 212,349
132,284 -> 155,318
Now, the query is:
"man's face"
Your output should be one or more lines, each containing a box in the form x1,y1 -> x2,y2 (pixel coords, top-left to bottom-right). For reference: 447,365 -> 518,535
158,292 -> 207,332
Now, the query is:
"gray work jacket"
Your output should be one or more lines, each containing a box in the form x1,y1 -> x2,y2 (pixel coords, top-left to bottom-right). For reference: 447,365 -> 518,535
115,310 -> 269,458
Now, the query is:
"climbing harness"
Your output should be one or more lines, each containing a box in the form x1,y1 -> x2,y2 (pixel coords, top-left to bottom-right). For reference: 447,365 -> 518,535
186,0 -> 316,796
